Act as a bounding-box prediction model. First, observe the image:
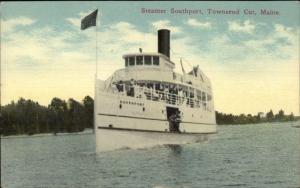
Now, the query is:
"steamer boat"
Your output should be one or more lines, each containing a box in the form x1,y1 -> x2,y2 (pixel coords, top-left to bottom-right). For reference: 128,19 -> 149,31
95,29 -> 217,151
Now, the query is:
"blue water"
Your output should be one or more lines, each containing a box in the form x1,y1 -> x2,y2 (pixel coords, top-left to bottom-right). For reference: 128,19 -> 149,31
2,122 -> 300,188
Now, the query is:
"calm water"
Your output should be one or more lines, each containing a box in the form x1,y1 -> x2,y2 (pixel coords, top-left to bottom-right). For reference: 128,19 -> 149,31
2,122 -> 300,188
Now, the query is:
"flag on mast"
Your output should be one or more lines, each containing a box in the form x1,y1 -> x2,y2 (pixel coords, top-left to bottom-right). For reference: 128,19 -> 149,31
81,9 -> 98,30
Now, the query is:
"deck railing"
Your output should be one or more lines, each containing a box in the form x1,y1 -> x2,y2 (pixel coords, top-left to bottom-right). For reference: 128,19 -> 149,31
110,84 -> 210,111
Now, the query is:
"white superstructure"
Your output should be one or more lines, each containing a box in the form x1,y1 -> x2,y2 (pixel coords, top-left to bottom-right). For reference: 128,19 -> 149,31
95,29 -> 217,151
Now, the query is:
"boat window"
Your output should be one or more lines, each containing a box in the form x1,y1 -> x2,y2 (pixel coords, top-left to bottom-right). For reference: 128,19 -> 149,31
125,57 -> 129,67
129,57 -> 135,66
153,56 -> 159,66
144,56 -> 152,65
136,56 -> 143,65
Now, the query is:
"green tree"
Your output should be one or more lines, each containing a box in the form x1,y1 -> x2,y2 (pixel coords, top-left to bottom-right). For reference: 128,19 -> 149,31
16,98 -> 39,135
83,96 -> 94,129
67,98 -> 85,132
1,101 -> 18,135
266,110 -> 274,121
288,112 -> 294,121
48,97 -> 67,133
275,109 -> 285,121
237,114 -> 246,124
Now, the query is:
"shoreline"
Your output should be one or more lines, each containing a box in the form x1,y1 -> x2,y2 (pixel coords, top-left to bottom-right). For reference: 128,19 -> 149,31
217,119 -> 300,126
0,129 -> 94,139
2,121 -> 299,139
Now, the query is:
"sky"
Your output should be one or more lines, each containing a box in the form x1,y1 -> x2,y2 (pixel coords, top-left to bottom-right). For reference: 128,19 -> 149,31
1,1 -> 299,116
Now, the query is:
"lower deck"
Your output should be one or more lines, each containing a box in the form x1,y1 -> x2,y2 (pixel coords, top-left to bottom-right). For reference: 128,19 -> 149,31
96,90 -> 217,134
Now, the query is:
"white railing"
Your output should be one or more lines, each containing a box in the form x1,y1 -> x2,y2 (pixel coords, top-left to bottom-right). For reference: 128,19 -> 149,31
111,84 -> 209,110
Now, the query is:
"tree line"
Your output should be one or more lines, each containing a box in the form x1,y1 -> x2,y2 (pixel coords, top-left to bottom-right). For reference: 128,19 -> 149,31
0,96 -> 93,136
216,110 -> 297,125
0,97 -> 298,136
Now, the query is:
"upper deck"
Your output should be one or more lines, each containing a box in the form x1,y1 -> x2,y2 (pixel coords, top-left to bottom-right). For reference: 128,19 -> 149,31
98,29 -> 215,112
100,52 -> 214,111
112,51 -> 212,94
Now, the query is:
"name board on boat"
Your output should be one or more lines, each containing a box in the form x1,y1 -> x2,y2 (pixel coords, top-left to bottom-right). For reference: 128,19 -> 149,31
120,100 -> 144,106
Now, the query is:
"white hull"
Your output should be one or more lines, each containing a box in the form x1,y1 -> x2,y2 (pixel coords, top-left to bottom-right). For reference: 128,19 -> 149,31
95,128 -> 210,152
95,82 -> 217,152
95,90 -> 217,133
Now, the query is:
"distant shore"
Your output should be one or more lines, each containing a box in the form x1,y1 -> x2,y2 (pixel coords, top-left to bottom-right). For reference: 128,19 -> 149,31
216,110 -> 298,125
217,120 -> 300,126
0,97 -> 94,137
1,97 -> 298,136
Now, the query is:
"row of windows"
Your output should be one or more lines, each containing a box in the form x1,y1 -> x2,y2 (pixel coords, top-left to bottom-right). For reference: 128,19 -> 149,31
125,56 -> 160,67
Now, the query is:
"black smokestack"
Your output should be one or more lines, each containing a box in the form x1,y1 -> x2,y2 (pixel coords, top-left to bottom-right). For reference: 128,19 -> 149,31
158,29 -> 170,58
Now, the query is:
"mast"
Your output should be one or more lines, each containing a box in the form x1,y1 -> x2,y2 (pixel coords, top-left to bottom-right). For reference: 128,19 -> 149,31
0,8 -> 2,188
95,11 -> 98,79
94,9 -> 99,134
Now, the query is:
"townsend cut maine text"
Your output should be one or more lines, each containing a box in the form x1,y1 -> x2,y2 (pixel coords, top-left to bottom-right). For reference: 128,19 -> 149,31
141,8 -> 280,16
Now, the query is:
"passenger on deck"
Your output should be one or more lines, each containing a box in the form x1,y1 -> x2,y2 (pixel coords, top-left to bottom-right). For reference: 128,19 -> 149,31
159,84 -> 164,92
149,86 -> 153,99
169,86 -> 176,104
134,83 -> 141,98
142,84 -> 147,99
178,88 -> 183,104
111,84 -> 118,93
169,86 -> 174,94
190,91 -> 194,108
116,80 -> 124,92
130,79 -> 134,86
152,87 -> 159,101
154,91 -> 160,101
159,84 -> 164,100
174,87 -> 178,95
128,79 -> 135,97
164,86 -> 169,102
169,111 -> 181,133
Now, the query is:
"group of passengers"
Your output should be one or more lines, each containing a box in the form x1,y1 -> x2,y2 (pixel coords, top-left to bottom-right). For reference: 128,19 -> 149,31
112,79 -> 201,107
